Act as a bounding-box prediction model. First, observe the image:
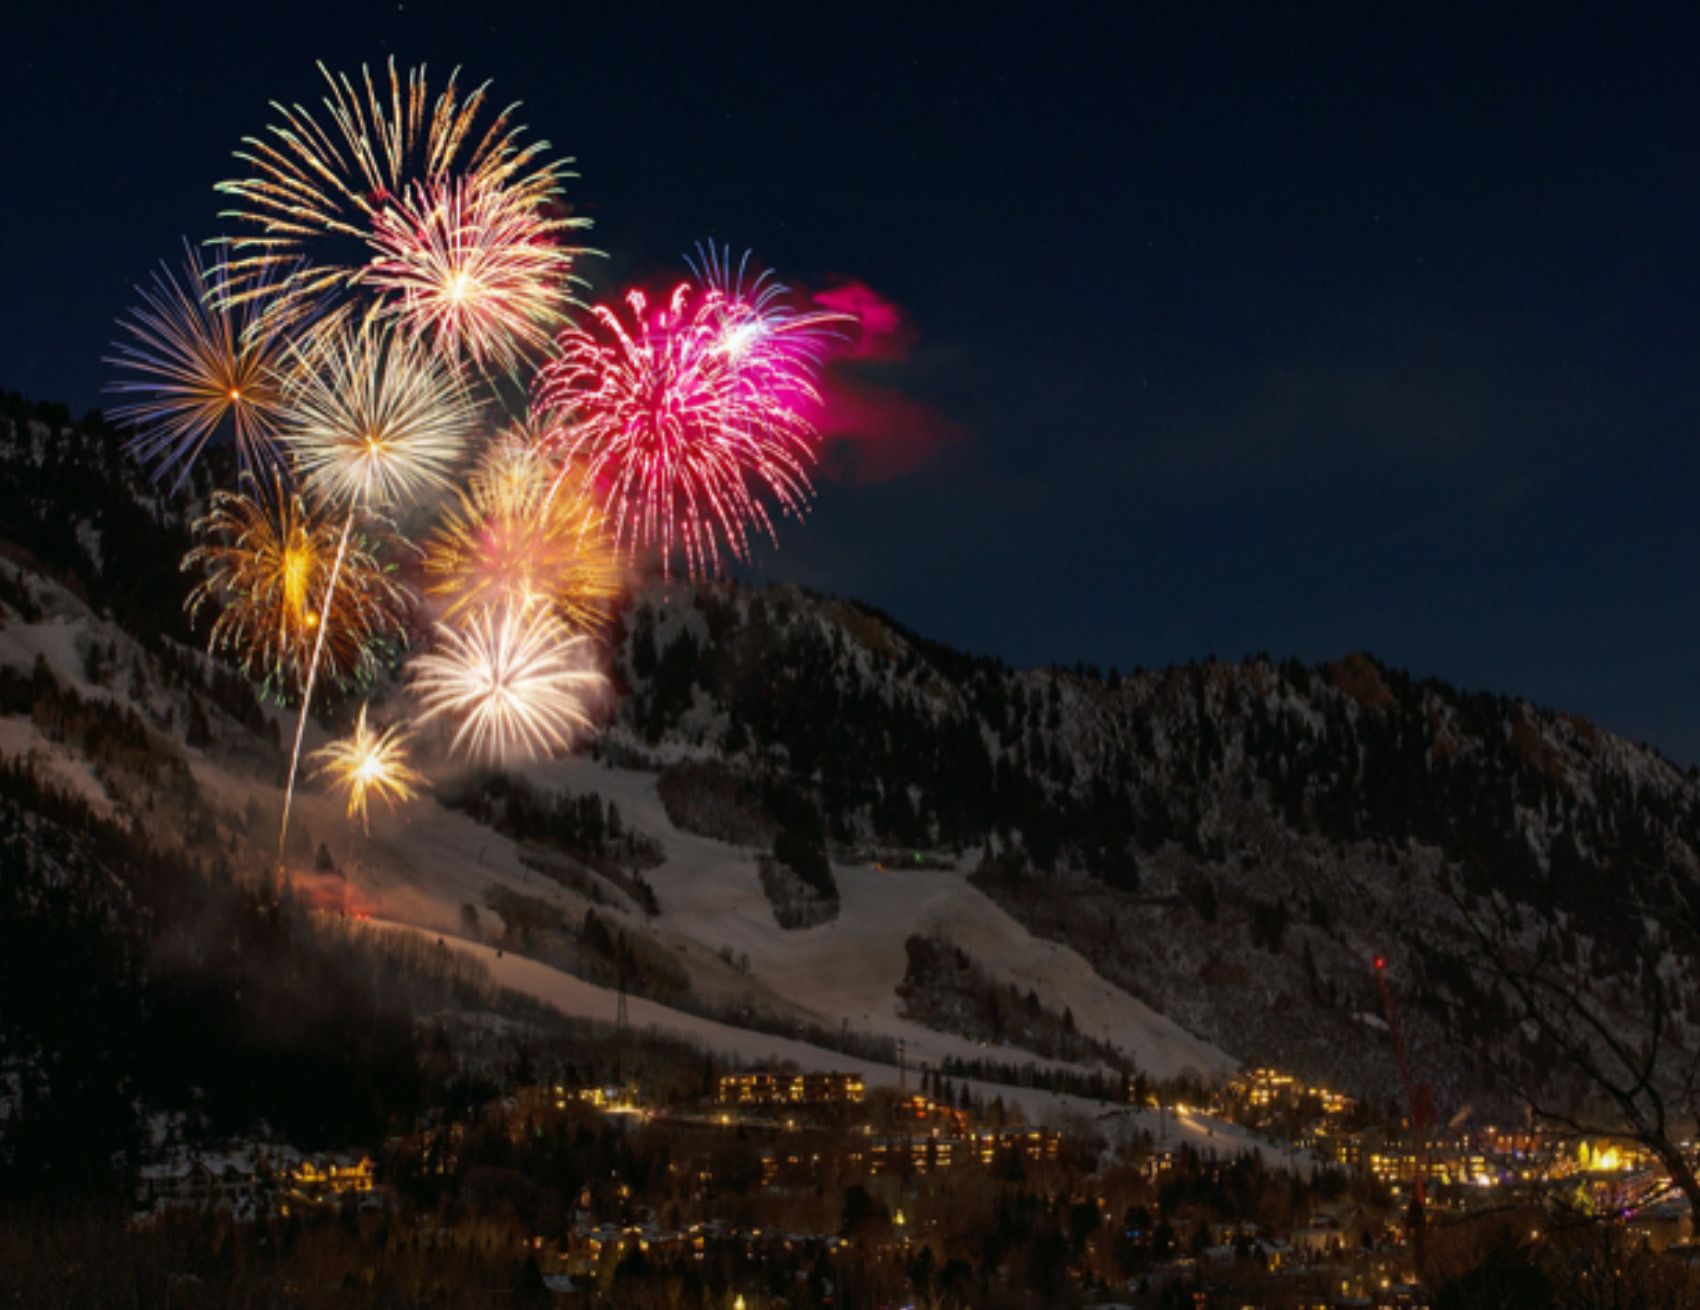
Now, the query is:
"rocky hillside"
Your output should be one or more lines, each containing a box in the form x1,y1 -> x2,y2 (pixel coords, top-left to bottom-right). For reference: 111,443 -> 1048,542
606,582 -> 1700,1111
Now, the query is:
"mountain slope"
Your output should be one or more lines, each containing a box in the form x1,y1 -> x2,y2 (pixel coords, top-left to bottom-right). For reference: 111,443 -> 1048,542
605,582 -> 1700,1109
0,397 -> 1227,1091
5,393 -> 1700,1119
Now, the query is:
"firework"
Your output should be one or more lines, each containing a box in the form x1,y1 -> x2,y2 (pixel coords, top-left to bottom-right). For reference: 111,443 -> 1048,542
688,242 -> 843,378
185,481 -> 407,702
106,243 -> 288,485
273,315 -> 471,862
312,703 -> 426,831
532,278 -> 828,577
411,601 -> 605,763
366,174 -> 583,371
214,59 -> 588,333
423,428 -> 621,631
473,417 -> 563,515
283,318 -> 478,509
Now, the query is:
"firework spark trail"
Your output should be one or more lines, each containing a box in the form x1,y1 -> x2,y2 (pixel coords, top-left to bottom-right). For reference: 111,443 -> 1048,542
312,703 -> 425,833
213,59 -> 590,339
532,274 -> 836,578
106,243 -> 289,485
279,513 -> 356,860
410,600 -> 606,764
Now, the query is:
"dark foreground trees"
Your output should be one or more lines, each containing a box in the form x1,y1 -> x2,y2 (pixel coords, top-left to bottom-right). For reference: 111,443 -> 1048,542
1422,856 -> 1700,1220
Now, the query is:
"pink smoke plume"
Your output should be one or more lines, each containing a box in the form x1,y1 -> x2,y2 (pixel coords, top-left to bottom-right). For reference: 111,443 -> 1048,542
813,281 -> 912,359
807,279 -> 964,484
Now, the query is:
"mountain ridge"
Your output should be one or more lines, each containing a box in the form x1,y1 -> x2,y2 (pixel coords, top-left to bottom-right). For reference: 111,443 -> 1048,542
3,390 -> 1698,1122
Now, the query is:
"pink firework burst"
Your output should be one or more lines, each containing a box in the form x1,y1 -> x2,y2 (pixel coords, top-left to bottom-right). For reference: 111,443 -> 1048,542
532,267 -> 841,578
688,242 -> 843,387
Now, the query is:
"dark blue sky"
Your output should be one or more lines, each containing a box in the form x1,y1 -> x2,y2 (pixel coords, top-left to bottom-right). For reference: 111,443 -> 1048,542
6,4 -> 1700,760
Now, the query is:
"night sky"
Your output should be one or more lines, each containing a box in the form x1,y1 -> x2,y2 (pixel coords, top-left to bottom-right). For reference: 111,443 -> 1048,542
6,4 -> 1700,761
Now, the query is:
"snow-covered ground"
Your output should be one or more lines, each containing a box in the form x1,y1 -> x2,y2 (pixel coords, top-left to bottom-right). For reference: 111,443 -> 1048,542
0,568 -> 1235,1090
0,716 -> 116,818
501,754 -> 1232,1081
330,753 -> 1233,1082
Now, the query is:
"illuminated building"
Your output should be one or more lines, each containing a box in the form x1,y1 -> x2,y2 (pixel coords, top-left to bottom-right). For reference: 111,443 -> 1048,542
717,1072 -> 866,1108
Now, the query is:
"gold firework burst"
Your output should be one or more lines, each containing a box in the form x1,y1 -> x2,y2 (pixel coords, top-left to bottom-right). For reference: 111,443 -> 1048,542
423,427 -> 621,632
214,58 -> 591,335
106,243 -> 287,484
312,703 -> 426,831
185,481 -> 408,702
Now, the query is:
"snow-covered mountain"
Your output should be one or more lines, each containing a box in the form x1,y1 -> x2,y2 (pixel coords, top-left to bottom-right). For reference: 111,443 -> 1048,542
601,563 -> 1700,1114
5,391 -> 1699,1122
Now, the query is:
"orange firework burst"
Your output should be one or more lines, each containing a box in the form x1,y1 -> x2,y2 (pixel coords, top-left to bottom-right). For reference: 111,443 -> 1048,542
106,243 -> 288,485
283,319 -> 479,510
410,600 -> 606,763
185,482 -> 408,702
474,419 -> 560,515
423,428 -> 622,631
367,175 -> 584,371
312,703 -> 426,831
214,59 -> 590,336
